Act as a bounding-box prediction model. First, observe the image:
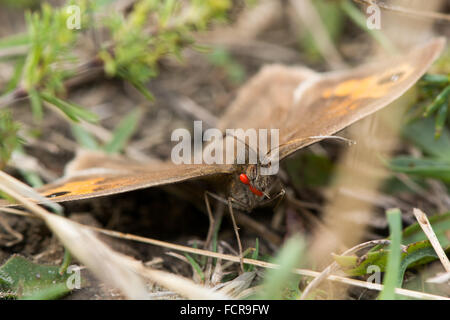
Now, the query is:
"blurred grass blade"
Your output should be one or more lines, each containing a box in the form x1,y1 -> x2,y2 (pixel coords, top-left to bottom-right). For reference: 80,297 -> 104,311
257,235 -> 305,299
379,208 -> 402,300
423,84 -> 450,117
421,74 -> 450,86
434,102 -> 448,139
71,124 -> 99,150
3,58 -> 25,94
246,238 -> 259,272
104,108 -> 141,154
40,93 -> 98,123
19,169 -> 43,188
184,253 -> 205,282
0,111 -> 22,167
389,156 -> 450,182
0,33 -> 29,49
117,69 -> 155,101
28,88 -> 43,121
340,0 -> 396,53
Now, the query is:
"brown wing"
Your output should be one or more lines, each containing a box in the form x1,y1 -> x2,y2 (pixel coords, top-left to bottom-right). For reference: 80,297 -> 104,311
217,64 -> 318,132
0,152 -> 234,206
39,164 -> 234,203
276,38 -> 445,160
218,38 -> 445,161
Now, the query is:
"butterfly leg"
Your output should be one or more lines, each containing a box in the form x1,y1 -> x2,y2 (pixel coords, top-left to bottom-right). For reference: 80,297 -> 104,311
259,188 -> 286,208
204,191 -> 217,250
227,196 -> 245,273
204,191 -> 246,272
204,191 -> 235,248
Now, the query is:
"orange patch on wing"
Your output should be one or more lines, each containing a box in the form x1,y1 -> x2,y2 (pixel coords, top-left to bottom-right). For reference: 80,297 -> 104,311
322,64 -> 414,100
323,77 -> 387,99
43,177 -> 105,198
321,64 -> 414,119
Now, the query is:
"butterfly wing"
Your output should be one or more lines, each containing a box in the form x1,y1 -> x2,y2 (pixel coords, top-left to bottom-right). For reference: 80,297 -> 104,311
217,64 -> 318,132
39,164 -> 234,203
276,38 -> 445,160
218,38 -> 445,161
0,151 -> 234,206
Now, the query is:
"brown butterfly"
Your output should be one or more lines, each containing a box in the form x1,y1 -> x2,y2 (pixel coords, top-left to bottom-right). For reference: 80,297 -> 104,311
0,38 -> 445,264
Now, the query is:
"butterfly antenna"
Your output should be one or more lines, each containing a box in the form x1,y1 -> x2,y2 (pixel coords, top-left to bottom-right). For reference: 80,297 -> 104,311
223,132 -> 259,162
353,0 -> 450,23
262,135 -> 355,164
309,135 -> 356,145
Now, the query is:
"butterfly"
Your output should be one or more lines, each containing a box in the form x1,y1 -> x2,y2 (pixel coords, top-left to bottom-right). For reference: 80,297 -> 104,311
0,38 -> 445,221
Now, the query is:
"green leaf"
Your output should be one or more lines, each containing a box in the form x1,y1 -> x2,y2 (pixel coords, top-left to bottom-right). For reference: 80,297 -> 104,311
21,282 -> 70,300
104,108 -> 141,154
0,255 -> 71,299
389,156 -> 450,182
334,212 -> 450,286
402,118 -> 450,160
379,209 -> 402,300
334,241 -> 448,281
402,212 -> 450,247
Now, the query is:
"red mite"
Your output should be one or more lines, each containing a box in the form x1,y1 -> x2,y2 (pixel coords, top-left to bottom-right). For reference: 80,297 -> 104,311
239,174 -> 264,197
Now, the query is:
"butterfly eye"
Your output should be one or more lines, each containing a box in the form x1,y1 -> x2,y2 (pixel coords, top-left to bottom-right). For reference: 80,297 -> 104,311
249,185 -> 263,197
239,173 -> 250,185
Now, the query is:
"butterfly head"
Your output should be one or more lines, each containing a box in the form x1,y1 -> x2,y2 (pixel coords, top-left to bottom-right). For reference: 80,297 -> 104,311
239,164 -> 271,198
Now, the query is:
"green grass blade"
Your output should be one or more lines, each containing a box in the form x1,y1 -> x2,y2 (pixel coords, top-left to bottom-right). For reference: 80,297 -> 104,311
389,156 -> 450,182
246,238 -> 259,272
423,84 -> 450,117
0,33 -> 29,49
421,74 -> 450,86
257,235 -> 305,300
104,108 -> 141,154
184,253 -> 205,282
434,102 -> 448,139
3,58 -> 25,94
71,124 -> 99,150
379,208 -> 402,300
40,93 -> 98,123
28,88 -> 43,121
341,0 -> 396,54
